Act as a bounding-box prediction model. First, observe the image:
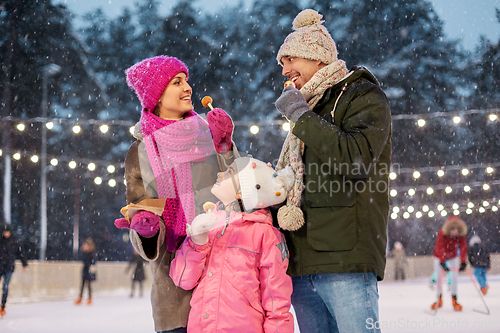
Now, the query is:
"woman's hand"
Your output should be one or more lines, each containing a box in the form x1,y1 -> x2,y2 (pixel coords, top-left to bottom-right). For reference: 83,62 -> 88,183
207,108 -> 234,153
114,210 -> 160,238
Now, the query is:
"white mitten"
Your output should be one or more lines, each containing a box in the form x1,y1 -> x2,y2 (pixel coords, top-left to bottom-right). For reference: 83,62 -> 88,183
186,213 -> 218,245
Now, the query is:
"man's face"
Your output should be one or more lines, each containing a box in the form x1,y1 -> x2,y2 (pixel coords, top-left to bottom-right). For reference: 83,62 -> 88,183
280,56 -> 325,90
2,231 -> 11,238
450,228 -> 459,237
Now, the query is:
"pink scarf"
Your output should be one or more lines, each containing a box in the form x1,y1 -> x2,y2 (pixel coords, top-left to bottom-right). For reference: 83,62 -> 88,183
141,110 -> 215,252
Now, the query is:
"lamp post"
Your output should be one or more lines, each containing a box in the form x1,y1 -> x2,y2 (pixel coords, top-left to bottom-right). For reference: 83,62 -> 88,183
40,63 -> 61,261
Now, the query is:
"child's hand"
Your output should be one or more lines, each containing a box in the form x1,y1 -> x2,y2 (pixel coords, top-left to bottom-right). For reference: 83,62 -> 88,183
187,213 -> 218,245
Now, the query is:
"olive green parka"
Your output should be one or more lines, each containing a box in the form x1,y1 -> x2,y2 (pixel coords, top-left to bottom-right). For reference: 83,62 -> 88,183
285,66 -> 392,280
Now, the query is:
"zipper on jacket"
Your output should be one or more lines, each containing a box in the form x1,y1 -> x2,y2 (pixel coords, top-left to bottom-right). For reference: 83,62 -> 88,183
219,211 -> 230,237
330,82 -> 348,119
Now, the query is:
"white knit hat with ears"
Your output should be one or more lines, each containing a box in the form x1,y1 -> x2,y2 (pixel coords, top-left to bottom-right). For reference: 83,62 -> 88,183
234,157 -> 294,212
276,9 -> 338,65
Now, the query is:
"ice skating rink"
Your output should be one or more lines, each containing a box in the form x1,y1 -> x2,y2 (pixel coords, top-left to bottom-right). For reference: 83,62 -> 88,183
1,275 -> 498,333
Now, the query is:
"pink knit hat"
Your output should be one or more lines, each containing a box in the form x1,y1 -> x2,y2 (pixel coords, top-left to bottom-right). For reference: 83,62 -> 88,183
277,9 -> 337,65
125,56 -> 189,111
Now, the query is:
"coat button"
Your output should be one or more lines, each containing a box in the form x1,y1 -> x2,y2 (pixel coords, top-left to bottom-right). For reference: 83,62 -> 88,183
208,272 -> 213,277
204,314 -> 208,319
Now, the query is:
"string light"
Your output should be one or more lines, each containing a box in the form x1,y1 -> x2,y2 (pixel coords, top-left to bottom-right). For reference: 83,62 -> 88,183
99,124 -> 109,133
249,125 -> 259,134
72,125 -> 81,134
31,155 -> 39,163
17,123 -> 25,131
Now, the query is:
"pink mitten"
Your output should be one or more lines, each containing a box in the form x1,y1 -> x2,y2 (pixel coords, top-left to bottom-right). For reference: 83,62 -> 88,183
114,210 -> 160,238
186,213 -> 218,245
207,108 -> 234,153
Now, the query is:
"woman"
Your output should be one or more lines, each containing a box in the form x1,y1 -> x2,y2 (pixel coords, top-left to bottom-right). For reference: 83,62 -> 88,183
75,237 -> 96,305
114,55 -> 237,333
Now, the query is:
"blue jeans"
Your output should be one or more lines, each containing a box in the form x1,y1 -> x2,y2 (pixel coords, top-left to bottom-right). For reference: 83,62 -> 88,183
0,271 -> 13,306
292,273 -> 380,333
473,267 -> 488,289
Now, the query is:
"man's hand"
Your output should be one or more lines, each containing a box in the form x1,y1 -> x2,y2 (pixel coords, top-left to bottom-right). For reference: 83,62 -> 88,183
274,85 -> 309,123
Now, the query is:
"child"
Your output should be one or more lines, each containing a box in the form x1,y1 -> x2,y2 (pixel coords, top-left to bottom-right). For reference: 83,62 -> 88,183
170,157 -> 294,333
468,235 -> 490,295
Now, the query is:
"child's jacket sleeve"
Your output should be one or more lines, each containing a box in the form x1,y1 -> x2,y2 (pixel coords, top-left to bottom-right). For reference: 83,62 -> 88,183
259,228 -> 294,333
169,237 -> 211,290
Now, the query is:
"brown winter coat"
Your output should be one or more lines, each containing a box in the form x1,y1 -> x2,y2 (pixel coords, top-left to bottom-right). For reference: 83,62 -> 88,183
124,126 -> 238,332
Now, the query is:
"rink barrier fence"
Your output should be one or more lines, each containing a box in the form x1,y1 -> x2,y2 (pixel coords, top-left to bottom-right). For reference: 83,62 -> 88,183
8,261 -> 152,303
7,253 -> 500,303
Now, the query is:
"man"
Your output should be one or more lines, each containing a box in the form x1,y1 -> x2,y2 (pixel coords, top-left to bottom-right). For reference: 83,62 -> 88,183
0,223 -> 28,316
431,216 -> 468,311
273,9 -> 392,333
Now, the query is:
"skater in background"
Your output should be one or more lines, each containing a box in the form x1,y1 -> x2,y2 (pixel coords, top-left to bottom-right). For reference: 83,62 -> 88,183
430,216 -> 468,311
468,234 -> 490,295
0,223 -> 28,317
126,248 -> 146,297
388,241 -> 407,281
75,237 -> 97,305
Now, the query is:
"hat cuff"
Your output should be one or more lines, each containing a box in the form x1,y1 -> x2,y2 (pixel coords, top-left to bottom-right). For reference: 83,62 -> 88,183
235,159 -> 258,211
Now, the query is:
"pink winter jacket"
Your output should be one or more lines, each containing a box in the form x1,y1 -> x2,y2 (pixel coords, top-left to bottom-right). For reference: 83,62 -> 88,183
169,207 -> 294,333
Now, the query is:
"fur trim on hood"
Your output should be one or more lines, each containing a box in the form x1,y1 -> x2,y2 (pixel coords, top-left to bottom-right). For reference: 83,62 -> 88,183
442,216 -> 467,236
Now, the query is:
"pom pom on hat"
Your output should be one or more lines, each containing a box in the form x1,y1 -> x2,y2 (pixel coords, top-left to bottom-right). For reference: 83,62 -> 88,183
292,9 -> 323,30
125,56 -> 189,112
277,205 -> 304,231
277,9 -> 337,65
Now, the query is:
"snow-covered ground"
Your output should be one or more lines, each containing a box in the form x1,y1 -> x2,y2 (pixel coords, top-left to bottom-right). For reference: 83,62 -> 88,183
1,275 -> 498,332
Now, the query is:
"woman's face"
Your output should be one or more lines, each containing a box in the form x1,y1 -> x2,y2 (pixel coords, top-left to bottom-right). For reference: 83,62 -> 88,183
157,72 -> 193,119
